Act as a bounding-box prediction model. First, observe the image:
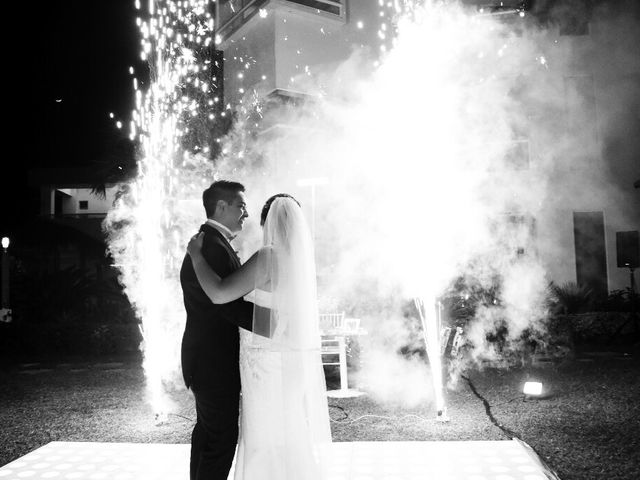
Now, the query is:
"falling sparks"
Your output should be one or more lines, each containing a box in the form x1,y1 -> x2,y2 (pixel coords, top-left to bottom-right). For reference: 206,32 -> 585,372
104,0 -> 220,416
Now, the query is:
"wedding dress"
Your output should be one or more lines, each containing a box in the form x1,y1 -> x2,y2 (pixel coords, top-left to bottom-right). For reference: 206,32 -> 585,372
234,197 -> 332,480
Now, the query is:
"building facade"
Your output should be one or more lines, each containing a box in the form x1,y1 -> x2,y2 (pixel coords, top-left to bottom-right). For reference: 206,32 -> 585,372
214,0 -> 639,295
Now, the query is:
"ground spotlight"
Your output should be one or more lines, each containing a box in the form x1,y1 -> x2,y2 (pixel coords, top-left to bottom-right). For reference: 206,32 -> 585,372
523,381 -> 543,397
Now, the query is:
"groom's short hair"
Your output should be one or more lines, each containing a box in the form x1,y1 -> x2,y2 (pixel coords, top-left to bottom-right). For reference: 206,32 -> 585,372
203,180 -> 245,218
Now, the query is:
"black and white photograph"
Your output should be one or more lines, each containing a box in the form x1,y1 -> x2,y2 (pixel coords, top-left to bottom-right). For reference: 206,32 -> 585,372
1,1 -> 639,479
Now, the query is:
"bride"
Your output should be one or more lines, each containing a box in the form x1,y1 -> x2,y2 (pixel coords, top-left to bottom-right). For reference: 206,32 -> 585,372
187,193 -> 332,480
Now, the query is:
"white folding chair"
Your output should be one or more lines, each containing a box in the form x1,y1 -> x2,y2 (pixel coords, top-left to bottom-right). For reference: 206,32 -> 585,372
319,312 -> 348,391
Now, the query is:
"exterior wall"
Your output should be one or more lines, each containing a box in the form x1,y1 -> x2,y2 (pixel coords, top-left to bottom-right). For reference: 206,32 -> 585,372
221,0 -> 380,104
221,10 -> 277,105
54,188 -> 118,216
271,0 -> 379,94
532,18 -> 640,292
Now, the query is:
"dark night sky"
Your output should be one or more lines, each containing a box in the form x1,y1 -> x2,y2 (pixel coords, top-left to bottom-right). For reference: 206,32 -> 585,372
3,1 -> 141,234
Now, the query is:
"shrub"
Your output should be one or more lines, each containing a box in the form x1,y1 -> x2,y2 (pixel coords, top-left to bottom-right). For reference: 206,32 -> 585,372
547,281 -> 593,315
3,263 -> 139,360
547,312 -> 637,346
596,287 -> 639,313
0,321 -> 142,360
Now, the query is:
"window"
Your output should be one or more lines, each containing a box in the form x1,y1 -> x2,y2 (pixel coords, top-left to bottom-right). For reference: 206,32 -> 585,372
79,200 -> 88,210
559,16 -> 589,36
573,211 -> 608,299
504,140 -> 530,170
287,0 -> 343,16
490,212 -> 537,258
216,0 -> 268,41
557,1 -> 591,37
469,1 -> 528,15
564,75 -> 597,145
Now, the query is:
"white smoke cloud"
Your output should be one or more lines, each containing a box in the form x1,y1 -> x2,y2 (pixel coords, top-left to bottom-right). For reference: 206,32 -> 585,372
208,2 -> 551,407
210,1 -> 638,407
106,0 -> 639,411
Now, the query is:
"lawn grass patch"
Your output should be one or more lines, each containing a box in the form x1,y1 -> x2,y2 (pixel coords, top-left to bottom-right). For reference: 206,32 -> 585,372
1,354 -> 639,479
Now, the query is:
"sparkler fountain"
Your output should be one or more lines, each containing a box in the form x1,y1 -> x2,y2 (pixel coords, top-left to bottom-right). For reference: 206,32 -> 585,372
104,0 -> 220,419
414,297 -> 449,421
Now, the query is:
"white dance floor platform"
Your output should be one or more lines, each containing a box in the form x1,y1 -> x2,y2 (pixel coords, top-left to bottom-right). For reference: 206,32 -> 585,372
0,440 -> 556,480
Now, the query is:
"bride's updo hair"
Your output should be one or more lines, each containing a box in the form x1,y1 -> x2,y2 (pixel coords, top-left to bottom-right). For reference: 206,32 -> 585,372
260,193 -> 301,227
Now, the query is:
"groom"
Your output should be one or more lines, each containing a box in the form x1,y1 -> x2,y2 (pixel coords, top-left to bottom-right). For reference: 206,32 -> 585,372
180,180 -> 254,480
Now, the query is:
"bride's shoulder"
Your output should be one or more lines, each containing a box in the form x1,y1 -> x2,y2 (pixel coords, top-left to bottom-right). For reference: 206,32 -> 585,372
246,245 -> 273,263
258,245 -> 275,260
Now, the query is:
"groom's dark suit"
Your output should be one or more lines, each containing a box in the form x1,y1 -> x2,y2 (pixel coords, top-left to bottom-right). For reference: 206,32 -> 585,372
180,223 -> 253,480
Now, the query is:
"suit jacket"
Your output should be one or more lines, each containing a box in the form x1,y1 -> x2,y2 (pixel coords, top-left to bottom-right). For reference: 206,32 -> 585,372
180,223 -> 254,392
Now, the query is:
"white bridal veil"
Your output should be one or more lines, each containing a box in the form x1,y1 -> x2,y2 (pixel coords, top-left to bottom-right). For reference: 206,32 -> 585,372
252,196 -> 322,350
238,196 -> 331,479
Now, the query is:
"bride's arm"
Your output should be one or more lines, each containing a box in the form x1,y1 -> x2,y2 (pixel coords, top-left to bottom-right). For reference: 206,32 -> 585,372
187,232 -> 260,304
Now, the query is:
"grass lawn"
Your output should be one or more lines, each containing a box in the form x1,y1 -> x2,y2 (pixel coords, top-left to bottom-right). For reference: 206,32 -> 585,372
1,350 -> 639,480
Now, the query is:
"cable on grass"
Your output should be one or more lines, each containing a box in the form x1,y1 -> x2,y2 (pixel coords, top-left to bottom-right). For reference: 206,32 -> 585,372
460,374 -> 519,439
461,374 -> 562,480
328,405 -> 433,425
329,404 -> 348,421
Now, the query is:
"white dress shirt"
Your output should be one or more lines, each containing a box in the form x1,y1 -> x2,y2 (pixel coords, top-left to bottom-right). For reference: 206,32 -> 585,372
205,219 -> 236,242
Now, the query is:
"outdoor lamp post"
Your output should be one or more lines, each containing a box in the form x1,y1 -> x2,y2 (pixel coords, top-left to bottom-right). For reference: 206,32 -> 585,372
1,237 -> 11,323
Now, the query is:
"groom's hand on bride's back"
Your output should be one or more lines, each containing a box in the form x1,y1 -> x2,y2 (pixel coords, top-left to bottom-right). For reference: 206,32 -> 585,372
187,232 -> 205,257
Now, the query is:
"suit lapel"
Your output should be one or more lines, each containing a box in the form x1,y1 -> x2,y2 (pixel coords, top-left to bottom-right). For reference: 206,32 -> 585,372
201,224 -> 241,266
